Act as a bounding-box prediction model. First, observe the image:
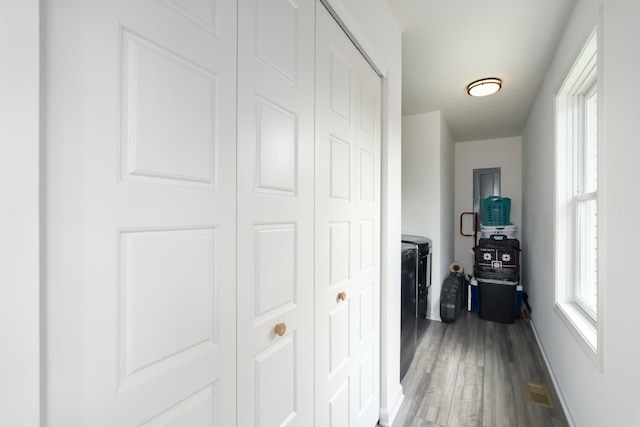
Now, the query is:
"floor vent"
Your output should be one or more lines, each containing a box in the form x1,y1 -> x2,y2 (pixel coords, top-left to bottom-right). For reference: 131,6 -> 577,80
524,380 -> 554,408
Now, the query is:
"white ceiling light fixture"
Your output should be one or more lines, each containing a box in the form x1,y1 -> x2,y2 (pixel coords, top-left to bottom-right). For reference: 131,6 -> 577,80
467,78 -> 502,97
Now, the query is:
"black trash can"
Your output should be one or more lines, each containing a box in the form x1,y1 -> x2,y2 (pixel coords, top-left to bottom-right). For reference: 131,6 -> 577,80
478,278 -> 518,324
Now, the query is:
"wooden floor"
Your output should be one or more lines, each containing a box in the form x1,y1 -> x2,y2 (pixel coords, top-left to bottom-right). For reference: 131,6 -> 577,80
389,312 -> 569,427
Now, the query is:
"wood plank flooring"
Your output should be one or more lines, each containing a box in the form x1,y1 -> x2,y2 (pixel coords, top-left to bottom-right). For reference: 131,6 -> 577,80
389,312 -> 569,427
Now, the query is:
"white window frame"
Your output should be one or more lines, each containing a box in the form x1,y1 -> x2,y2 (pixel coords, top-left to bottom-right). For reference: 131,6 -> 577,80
573,81 -> 598,320
554,26 -> 604,369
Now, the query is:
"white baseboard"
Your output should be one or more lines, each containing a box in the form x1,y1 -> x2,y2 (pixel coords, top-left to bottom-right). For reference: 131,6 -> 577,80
529,320 -> 576,427
378,385 -> 404,426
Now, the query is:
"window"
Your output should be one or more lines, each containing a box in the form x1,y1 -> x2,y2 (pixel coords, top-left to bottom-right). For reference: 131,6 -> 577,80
575,82 -> 598,319
555,28 -> 601,365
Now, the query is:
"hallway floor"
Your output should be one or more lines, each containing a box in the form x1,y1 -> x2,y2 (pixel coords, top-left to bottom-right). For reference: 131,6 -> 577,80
390,312 -> 569,427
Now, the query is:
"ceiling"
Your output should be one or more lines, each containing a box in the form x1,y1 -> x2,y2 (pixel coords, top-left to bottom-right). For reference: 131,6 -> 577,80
386,0 -> 576,142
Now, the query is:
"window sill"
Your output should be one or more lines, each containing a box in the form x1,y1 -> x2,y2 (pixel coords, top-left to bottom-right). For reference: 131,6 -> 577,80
554,301 -> 599,367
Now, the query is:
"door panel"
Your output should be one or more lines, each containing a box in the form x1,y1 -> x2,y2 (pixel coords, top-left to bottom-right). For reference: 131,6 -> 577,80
120,31 -> 216,186
354,48 -> 382,425
254,336 -> 296,426
330,382 -> 351,427
44,0 -> 237,425
315,3 -> 381,426
119,228 -> 215,378
237,0 -> 315,425
329,302 -> 351,373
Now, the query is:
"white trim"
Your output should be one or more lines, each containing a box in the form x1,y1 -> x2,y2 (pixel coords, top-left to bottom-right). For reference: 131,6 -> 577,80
595,3 -> 606,372
319,0 -> 388,77
377,385 -> 404,426
554,24 -> 603,370
530,321 -> 576,427
554,302 -> 597,364
379,75 -> 401,426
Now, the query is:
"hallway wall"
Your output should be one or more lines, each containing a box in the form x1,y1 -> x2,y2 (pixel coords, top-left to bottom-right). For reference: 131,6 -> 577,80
0,1 -> 40,425
454,137 -> 522,276
522,0 -> 640,425
402,111 -> 454,321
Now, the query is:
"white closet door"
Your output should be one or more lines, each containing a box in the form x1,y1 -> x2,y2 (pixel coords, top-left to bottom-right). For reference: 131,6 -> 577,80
44,0 -> 237,425
315,3 -> 382,426
236,0 -> 315,425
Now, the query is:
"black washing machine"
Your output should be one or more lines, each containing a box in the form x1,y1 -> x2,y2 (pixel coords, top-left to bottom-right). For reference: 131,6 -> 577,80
400,242 -> 417,380
401,235 -> 432,338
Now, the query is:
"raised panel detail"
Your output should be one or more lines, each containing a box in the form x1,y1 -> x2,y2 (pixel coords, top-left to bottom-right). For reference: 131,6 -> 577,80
119,228 -> 215,379
256,0 -> 298,84
330,51 -> 351,122
141,384 -> 217,426
359,219 -> 374,270
330,137 -> 350,200
255,98 -> 297,194
255,224 -> 295,317
360,82 -> 375,137
121,31 -> 216,186
360,150 -> 374,202
329,380 -> 350,427
359,348 -> 374,411
360,285 -> 374,342
255,335 -> 296,426
329,302 -> 350,375
329,222 -> 350,285
160,0 -> 217,34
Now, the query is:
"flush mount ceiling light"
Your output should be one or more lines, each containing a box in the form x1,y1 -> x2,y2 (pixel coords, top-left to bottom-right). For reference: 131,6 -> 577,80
467,78 -> 502,97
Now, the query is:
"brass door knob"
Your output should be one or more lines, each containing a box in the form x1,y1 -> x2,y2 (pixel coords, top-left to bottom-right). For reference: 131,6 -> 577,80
274,322 -> 287,336
338,291 -> 347,301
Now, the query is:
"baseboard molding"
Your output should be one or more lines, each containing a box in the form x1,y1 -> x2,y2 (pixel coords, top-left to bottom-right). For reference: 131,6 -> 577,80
529,320 -> 576,427
378,385 -> 404,426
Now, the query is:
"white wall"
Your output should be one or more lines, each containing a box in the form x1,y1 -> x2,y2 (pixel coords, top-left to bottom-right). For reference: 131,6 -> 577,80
402,112 -> 439,236
0,1 -> 40,426
439,114 -> 455,293
454,137 -> 522,275
402,111 -> 455,321
522,0 -> 640,425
